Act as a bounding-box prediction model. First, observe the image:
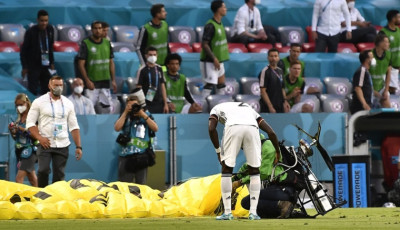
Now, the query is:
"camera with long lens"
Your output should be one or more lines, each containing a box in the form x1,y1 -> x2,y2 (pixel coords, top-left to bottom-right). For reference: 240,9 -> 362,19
130,103 -> 141,114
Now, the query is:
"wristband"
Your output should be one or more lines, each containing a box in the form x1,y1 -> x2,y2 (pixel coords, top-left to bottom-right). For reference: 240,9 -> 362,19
145,116 -> 149,121
215,147 -> 221,154
76,146 -> 82,150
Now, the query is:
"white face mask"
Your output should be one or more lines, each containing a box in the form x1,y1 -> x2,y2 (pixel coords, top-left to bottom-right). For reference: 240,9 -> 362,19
255,0 -> 261,5
17,105 -> 27,114
52,86 -> 63,96
147,55 -> 157,64
347,1 -> 355,10
74,86 -> 83,94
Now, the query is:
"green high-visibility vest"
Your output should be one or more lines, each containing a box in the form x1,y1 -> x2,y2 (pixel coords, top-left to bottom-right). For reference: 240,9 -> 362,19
144,21 -> 168,65
83,38 -> 111,81
200,19 -> 229,62
381,27 -> 400,67
164,72 -> 186,113
370,49 -> 391,91
282,57 -> 305,78
284,75 -> 304,106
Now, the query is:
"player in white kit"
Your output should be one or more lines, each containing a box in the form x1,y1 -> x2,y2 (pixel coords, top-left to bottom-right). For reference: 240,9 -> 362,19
208,102 -> 280,220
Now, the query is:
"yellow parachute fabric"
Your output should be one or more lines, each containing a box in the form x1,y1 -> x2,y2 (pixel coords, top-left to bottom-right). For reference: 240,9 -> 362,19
0,174 -> 249,219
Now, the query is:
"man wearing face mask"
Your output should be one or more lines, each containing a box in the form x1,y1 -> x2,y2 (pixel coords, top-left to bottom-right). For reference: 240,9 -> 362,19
68,78 -> 96,115
350,50 -> 374,114
231,0 -> 268,45
136,46 -> 169,113
339,0 -> 376,44
26,76 -> 82,187
77,20 -> 117,114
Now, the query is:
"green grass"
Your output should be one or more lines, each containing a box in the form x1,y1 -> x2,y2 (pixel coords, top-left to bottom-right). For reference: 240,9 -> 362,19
0,208 -> 399,230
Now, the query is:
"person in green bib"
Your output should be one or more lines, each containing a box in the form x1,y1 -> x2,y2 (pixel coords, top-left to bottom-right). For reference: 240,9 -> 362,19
137,4 -> 169,66
278,43 -> 305,78
200,0 -> 230,97
164,53 -> 202,113
370,34 -> 391,108
77,21 -> 116,114
380,9 -> 400,94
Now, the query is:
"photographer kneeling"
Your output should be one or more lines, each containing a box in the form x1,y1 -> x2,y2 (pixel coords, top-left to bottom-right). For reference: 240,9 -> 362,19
114,92 -> 158,184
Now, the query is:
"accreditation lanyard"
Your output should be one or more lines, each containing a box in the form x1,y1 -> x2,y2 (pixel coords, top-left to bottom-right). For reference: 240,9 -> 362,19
49,93 -> 65,120
39,31 -> 49,53
248,9 -> 255,28
270,67 -> 282,83
148,67 -> 159,88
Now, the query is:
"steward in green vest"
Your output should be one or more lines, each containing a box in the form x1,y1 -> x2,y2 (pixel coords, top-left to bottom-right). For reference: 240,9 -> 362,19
370,48 -> 391,92
283,61 -> 305,106
137,4 -> 169,66
82,38 -> 112,82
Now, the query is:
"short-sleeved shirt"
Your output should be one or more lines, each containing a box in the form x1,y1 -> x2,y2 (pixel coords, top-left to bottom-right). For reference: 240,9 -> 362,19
258,66 -> 285,113
351,66 -> 372,114
210,102 -> 260,127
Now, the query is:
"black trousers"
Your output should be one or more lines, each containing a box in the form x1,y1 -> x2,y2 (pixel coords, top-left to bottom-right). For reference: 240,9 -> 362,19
340,26 -> 376,44
27,67 -> 52,96
315,32 -> 341,53
241,184 -> 295,218
36,146 -> 69,188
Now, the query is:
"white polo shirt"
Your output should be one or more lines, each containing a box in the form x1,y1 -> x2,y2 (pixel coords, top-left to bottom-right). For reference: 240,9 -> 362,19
26,93 -> 80,148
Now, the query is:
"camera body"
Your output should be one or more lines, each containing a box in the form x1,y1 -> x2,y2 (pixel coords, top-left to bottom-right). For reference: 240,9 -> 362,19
130,103 -> 141,115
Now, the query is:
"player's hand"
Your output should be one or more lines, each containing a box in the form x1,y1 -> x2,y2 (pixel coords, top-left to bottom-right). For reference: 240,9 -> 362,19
75,148 -> 82,160
213,58 -> 220,71
362,103 -> 371,111
163,103 -> 169,114
39,136 -> 51,149
346,31 -> 352,40
85,79 -> 95,90
312,31 -> 318,41
232,180 -> 242,191
273,151 -> 280,165
217,153 -> 222,166
111,79 -> 117,93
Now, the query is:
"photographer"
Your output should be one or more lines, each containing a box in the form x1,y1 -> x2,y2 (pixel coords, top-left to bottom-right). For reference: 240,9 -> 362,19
114,93 -> 158,184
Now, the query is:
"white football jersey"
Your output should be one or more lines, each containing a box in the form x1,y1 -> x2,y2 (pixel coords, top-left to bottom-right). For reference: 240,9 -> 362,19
210,102 -> 260,127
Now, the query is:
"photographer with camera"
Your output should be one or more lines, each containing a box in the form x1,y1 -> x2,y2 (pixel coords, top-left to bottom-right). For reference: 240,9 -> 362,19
114,90 -> 158,184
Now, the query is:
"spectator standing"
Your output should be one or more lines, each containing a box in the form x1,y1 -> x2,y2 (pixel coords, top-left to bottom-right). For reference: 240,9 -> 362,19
26,76 -> 83,187
164,53 -> 202,113
136,4 -> 169,66
369,34 -> 391,108
380,9 -> 400,94
68,78 -> 96,115
278,43 -> 305,78
231,0 -> 268,45
259,48 -> 290,113
200,0 -> 229,97
8,93 -> 38,186
312,0 -> 352,52
350,50 -> 373,114
77,21 -> 117,114
20,9 -> 55,95
114,94 -> 158,184
339,0 -> 376,44
136,46 -> 169,113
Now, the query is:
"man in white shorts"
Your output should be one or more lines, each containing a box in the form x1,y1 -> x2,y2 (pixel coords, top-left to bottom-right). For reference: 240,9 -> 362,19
200,0 -> 230,96
208,102 -> 280,220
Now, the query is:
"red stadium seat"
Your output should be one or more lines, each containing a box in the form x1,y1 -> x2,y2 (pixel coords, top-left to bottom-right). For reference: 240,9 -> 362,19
53,41 -> 79,52
374,25 -> 383,33
168,42 -> 193,53
306,26 -> 314,43
277,46 -> 290,53
356,42 -> 374,52
337,43 -> 357,53
192,42 -> 202,52
302,42 -> 315,52
228,43 -> 248,53
247,43 -> 273,53
0,41 -> 20,52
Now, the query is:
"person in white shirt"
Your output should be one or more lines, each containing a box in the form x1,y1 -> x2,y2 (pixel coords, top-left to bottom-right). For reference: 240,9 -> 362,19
26,76 -> 82,187
208,102 -> 280,220
231,0 -> 268,45
68,78 -> 96,115
339,0 -> 376,44
312,0 -> 352,52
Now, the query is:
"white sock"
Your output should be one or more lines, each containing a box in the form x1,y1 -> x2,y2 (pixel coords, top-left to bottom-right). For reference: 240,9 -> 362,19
221,174 -> 232,214
202,88 -> 212,97
249,174 -> 261,215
